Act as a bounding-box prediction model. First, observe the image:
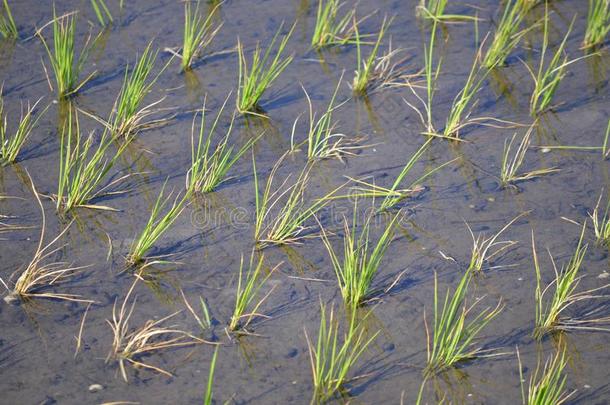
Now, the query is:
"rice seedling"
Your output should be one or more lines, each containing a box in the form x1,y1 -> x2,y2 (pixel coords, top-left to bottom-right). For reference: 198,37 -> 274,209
108,42 -> 170,138
311,0 -> 370,48
126,181 -> 187,266
37,11 -> 97,99
90,0 -> 113,27
179,0 -> 222,71
346,138 -> 455,212
517,347 -> 575,405
204,347 -> 219,405
236,23 -> 295,114
304,302 -> 378,403
351,16 -> 391,95
465,213 -> 526,273
526,14 -> 584,116
181,289 -> 212,331
290,76 -> 355,161
320,209 -> 399,308
590,192 -> 610,246
107,280 -> 207,382
0,89 -> 48,166
228,251 -> 279,332
582,0 -> 610,49
252,154 -> 342,248
532,225 -> 610,339
0,0 -> 17,39
55,109 -> 130,212
416,0 -> 477,22
424,269 -> 504,375
500,124 -> 559,187
187,94 -> 257,194
482,0 -> 531,69
2,177 -> 90,304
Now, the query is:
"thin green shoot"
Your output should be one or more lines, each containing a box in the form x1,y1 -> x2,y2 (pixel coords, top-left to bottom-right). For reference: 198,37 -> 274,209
582,0 -> 610,49
320,208 -> 399,308
0,0 -> 18,39
533,225 -> 610,339
311,0 -> 370,48
37,11 -> 97,98
351,16 -> 391,95
180,0 -> 222,71
187,94 -> 257,194
536,119 -> 610,159
590,192 -> 610,246
90,0 -> 113,27
517,347 -> 575,405
500,124 -> 559,187
127,181 -> 188,266
482,0 -> 531,68
0,89 -> 48,166
424,270 -> 504,375
253,154 -> 343,248
416,0 -> 478,22
304,302 -> 378,403
237,23 -> 295,114
204,347 -> 219,405
181,289 -> 212,331
229,252 -> 279,332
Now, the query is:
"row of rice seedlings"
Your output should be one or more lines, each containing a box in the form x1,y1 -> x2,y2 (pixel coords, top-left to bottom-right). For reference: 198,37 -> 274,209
500,123 -> 559,187
290,76 -> 354,161
37,11 -> 97,99
424,269 -> 504,375
347,138 -> 455,212
582,0 -> 610,49
126,181 -> 188,266
179,0 -> 222,71
107,279 -> 209,382
108,42 -> 170,138
466,213 -> 526,273
2,177 -> 90,304
526,13 -> 585,116
237,23 -> 295,114
321,208 -> 399,308
204,347 -> 219,405
55,109 -> 129,212
532,225 -> 610,339
0,89 -> 47,166
351,16 -> 391,95
90,0 -> 113,27
416,0 -> 477,22
311,0 -> 364,48
304,302 -> 378,403
229,251 -> 279,332
0,0 -> 17,39
187,94 -> 257,194
517,347 -> 574,405
252,154 -> 342,248
590,192 -> 610,246
482,0 -> 531,69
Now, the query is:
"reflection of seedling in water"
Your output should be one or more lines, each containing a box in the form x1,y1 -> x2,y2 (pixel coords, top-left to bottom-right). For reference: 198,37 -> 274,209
500,124 -> 559,187
532,225 -> 610,340
320,206 -> 399,308
229,251 -> 279,332
582,0 -> 610,50
517,346 -> 574,405
126,181 -> 187,267
237,23 -> 295,114
187,94 -> 257,194
0,0 -> 17,39
253,154 -> 343,248
2,177 -> 91,304
37,11 -> 97,99
176,0 -> 222,71
304,302 -> 378,403
424,269 -> 504,376
107,280 -> 209,382
0,88 -> 48,166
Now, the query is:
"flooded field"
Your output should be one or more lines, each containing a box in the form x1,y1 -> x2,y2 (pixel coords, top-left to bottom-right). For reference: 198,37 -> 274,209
0,0 -> 609,404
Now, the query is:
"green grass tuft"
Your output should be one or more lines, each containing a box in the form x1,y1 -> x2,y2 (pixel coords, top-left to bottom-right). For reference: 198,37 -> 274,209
582,0 -> 610,49
90,0 -> 113,27
0,0 -> 18,39
180,0 -> 222,71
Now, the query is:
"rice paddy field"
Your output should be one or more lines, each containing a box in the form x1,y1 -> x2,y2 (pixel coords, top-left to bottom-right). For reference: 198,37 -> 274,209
1,0 -> 610,404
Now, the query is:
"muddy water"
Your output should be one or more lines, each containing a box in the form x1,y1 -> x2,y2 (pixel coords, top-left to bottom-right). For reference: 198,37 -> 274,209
1,0 -> 609,404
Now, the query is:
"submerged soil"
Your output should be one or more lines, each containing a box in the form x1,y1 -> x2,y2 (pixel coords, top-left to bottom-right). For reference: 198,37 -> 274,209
1,0 -> 609,404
